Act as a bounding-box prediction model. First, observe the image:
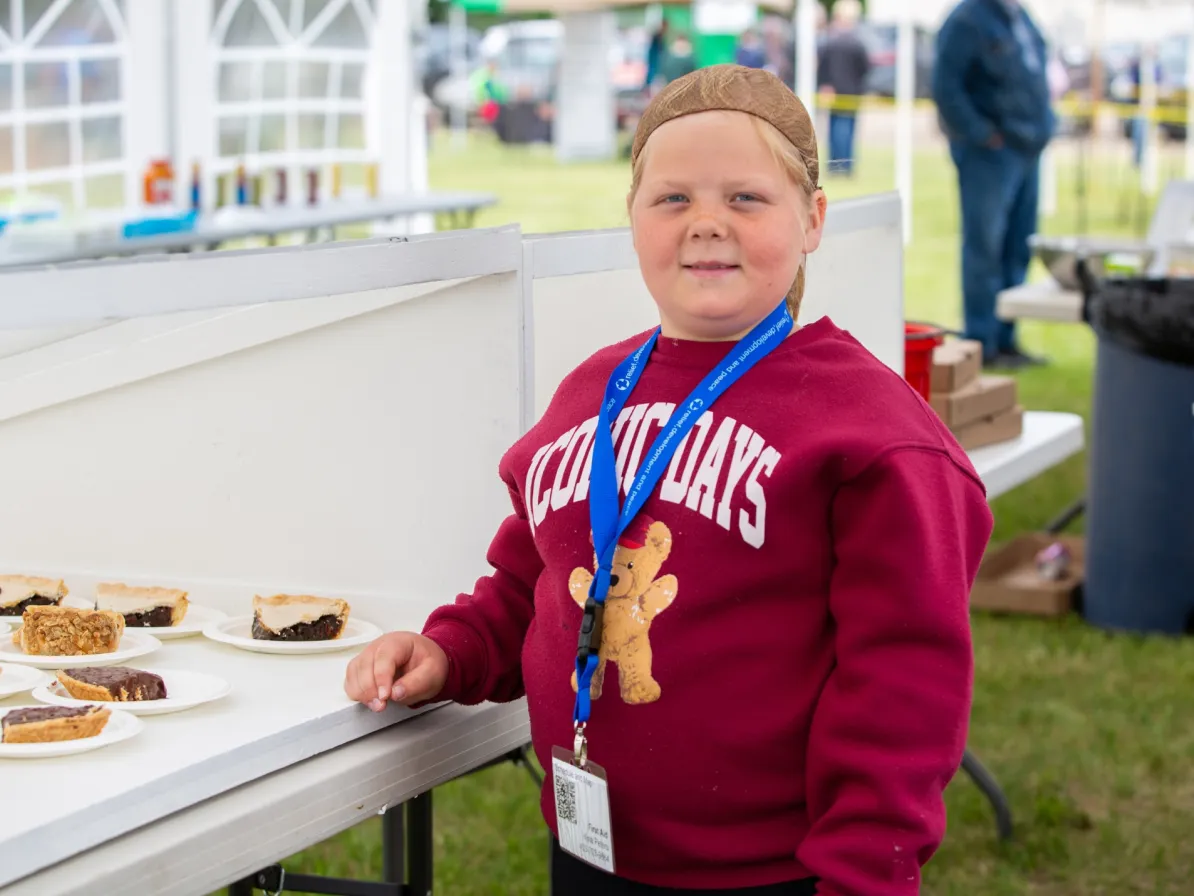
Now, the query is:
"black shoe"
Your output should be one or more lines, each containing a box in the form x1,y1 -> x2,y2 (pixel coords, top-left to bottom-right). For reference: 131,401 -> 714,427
983,348 -> 1048,370
1003,348 -> 1048,367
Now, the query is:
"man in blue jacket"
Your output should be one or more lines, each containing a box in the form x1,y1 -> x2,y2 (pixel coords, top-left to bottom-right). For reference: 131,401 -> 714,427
933,0 -> 1055,368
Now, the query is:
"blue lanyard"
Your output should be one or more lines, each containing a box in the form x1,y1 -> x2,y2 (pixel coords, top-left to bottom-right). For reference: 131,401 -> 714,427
574,300 -> 793,727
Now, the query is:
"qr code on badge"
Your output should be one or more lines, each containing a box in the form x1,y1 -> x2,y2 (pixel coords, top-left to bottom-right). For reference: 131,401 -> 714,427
555,774 -> 578,824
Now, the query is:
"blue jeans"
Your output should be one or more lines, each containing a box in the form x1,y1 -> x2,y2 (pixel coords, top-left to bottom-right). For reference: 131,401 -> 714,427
827,112 -> 857,175
950,141 -> 1040,358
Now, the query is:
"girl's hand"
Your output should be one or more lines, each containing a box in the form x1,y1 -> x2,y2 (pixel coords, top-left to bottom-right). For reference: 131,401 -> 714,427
344,632 -> 448,711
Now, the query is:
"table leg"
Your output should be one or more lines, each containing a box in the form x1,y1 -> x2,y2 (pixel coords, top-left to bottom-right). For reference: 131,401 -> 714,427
381,805 -> 403,884
407,792 -> 433,896
960,748 -> 1014,842
1045,496 -> 1086,534
224,751 -> 516,895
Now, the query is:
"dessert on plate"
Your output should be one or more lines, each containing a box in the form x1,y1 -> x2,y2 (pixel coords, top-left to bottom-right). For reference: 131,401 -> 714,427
12,605 -> 125,656
2,704 -> 110,743
95,582 -> 189,628
57,666 -> 167,702
251,594 -> 351,641
0,576 -> 68,616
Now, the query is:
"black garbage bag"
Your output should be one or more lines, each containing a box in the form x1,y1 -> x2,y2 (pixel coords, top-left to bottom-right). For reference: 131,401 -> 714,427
1086,275 -> 1194,368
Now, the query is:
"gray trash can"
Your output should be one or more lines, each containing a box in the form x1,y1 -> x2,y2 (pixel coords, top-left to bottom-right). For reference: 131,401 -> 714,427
1084,276 -> 1194,635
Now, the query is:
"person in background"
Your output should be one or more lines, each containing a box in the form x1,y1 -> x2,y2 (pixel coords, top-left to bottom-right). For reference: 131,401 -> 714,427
644,19 -> 669,92
659,32 -> 697,85
1127,49 -> 1162,170
815,0 -> 870,176
1046,46 -> 1071,102
932,0 -> 1055,369
735,27 -> 767,70
761,15 -> 795,90
470,59 -> 504,129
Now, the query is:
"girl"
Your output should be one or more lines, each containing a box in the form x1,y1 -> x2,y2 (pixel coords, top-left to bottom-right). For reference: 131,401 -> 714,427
346,65 -> 994,895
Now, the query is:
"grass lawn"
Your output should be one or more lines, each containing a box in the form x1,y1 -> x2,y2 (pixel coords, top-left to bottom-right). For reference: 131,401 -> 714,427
270,132 -> 1194,895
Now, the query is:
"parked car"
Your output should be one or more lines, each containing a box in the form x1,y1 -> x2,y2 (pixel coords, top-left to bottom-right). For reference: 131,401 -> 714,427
433,19 -> 560,114
414,22 -> 482,112
855,22 -> 936,99
433,19 -> 648,131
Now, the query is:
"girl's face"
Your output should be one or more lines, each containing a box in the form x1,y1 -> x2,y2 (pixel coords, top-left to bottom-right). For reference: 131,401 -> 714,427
630,110 -> 825,341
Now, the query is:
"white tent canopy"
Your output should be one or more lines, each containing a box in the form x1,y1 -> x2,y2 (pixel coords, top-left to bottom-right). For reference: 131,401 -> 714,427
862,0 -> 1193,42
0,0 -> 427,227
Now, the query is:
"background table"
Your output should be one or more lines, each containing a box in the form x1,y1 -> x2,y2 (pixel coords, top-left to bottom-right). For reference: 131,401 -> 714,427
0,192 -> 496,270
997,281 -> 1083,324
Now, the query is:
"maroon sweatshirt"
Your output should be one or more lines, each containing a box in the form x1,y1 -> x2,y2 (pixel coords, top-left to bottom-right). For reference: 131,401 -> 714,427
422,316 -> 994,893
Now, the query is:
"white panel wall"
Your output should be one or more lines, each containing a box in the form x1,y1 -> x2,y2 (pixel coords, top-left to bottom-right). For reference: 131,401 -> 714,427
525,192 -> 906,425
0,230 -> 523,633
802,191 -> 905,376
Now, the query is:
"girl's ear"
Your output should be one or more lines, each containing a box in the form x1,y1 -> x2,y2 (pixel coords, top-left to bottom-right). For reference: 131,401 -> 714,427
802,189 -> 828,254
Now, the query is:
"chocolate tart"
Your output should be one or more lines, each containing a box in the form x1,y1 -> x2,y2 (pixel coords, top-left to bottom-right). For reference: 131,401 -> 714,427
95,582 -> 189,628
2,704 -> 110,743
57,666 -> 167,702
0,576 -> 67,616
252,594 -> 350,641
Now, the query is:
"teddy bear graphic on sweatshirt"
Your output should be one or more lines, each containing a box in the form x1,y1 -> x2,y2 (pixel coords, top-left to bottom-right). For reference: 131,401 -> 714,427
568,515 -> 678,705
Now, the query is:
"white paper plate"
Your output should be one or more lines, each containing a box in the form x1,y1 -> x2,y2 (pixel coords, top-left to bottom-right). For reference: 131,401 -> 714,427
0,705 -> 143,758
123,603 -> 227,640
33,669 -> 232,716
0,620 -> 9,636
0,630 -> 161,669
203,615 -> 383,655
0,663 -> 54,699
62,598 -> 227,640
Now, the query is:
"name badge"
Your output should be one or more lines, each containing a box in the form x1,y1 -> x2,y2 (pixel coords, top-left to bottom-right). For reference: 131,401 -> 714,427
551,746 -> 615,874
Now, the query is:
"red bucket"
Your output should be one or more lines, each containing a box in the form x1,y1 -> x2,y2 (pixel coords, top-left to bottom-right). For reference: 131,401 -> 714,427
904,322 -> 946,401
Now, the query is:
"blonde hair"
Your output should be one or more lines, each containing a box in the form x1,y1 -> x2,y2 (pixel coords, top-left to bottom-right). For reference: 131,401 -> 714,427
629,112 -> 819,320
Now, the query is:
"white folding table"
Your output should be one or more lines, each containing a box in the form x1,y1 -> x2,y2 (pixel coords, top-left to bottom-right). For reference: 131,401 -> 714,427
997,280 -> 1084,324
0,411 -> 1084,896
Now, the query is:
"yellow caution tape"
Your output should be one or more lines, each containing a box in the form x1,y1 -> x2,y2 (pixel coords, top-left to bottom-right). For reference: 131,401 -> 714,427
813,92 -> 1191,125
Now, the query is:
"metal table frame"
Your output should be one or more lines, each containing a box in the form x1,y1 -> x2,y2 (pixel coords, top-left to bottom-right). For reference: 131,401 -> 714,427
226,747 -> 543,896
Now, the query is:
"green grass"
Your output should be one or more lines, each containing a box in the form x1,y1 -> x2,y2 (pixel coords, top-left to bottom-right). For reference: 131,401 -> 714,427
259,132 -> 1194,895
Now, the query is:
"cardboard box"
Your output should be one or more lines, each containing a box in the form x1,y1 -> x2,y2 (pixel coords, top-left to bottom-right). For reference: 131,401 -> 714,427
951,404 -> 1023,450
931,374 -> 1017,429
971,533 -> 1085,617
930,339 -> 982,393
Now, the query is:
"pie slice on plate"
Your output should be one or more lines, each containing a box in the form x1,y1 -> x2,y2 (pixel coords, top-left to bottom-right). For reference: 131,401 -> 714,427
95,583 -> 189,628
0,576 -> 67,616
251,594 -> 350,642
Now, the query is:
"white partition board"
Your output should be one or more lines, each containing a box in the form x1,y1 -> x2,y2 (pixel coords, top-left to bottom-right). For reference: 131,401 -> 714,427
801,191 -> 905,376
523,229 -> 659,427
0,228 -> 526,887
523,192 -> 905,426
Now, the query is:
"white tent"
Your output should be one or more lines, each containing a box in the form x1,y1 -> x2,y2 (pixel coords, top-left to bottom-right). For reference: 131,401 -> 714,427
861,0 -> 1193,40
0,0 -> 427,229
